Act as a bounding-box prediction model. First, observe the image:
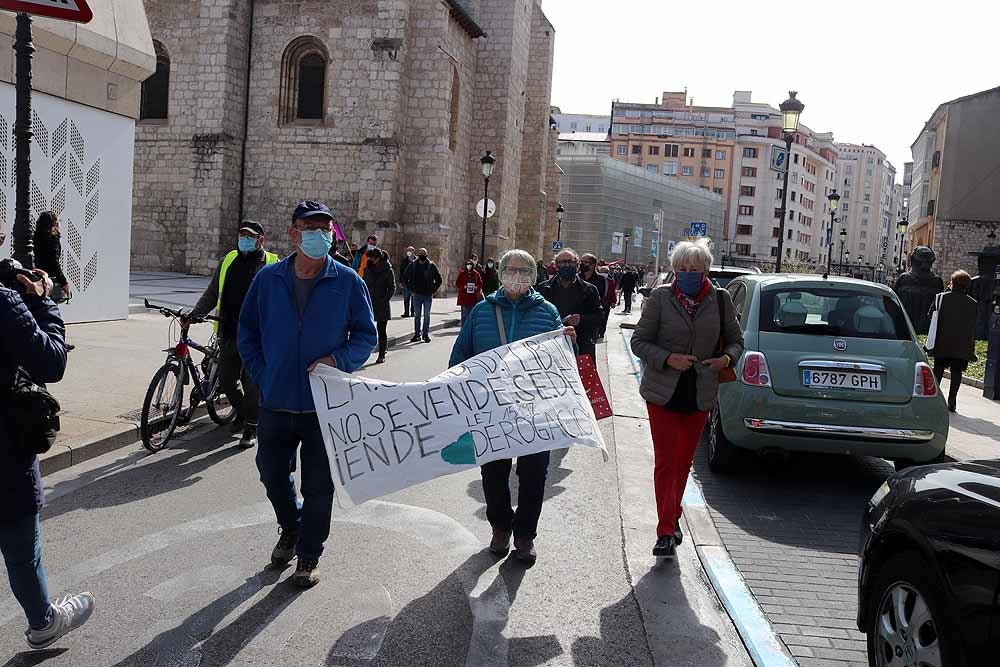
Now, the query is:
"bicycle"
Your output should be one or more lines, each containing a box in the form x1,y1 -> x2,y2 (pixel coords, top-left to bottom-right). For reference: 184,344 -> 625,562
140,299 -> 239,452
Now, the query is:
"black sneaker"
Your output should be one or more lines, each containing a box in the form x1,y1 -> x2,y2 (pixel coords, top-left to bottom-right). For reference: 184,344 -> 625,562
271,526 -> 299,567
375,355 -> 386,364
238,426 -> 257,449
652,535 -> 676,558
513,537 -> 537,565
422,335 -> 431,343
293,557 -> 320,588
674,520 -> 683,545
410,335 -> 421,343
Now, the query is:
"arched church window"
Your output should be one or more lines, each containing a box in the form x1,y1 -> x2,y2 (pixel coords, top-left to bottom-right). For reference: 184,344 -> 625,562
280,37 -> 329,125
140,40 -> 170,120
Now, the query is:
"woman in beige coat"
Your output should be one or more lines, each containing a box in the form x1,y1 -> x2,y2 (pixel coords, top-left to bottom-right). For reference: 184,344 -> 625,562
630,239 -> 744,557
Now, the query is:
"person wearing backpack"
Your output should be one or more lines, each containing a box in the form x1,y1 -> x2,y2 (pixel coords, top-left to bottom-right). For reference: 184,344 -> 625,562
0,230 -> 95,650
449,249 -> 576,565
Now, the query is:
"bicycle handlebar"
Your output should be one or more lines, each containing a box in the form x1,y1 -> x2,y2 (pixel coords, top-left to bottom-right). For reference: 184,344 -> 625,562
144,299 -> 221,324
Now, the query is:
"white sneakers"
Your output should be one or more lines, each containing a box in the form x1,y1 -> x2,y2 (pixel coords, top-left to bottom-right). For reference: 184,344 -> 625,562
25,592 -> 96,650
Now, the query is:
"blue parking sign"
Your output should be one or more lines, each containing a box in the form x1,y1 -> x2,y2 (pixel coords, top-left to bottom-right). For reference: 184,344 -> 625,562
552,240 -> 564,253
689,222 -> 707,237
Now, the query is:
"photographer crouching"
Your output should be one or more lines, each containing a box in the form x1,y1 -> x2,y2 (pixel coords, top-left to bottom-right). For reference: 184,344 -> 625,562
0,228 -> 95,650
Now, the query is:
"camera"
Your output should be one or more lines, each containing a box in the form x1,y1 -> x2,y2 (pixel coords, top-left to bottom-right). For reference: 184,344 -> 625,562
0,258 -> 43,292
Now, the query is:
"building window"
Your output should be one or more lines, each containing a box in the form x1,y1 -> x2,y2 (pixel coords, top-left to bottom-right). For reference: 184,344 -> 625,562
140,41 -> 170,120
716,150 -> 726,160
700,167 -> 711,177
740,185 -> 755,197
648,145 -> 660,155
863,205 -> 870,213
736,224 -> 753,236
280,36 -> 330,124
713,187 -> 724,195
742,166 -> 757,177
860,231 -> 867,239
616,145 -> 627,155
631,145 -> 642,154
665,144 -> 679,157
862,218 -> 869,226
932,151 -> 941,168
714,169 -> 725,179
790,192 -> 796,202
750,129 -> 759,136
683,147 -> 695,157
842,203 -> 849,211
739,205 -> 754,216
702,148 -> 713,158
663,161 -> 678,176
448,66 -> 460,150
682,166 -> 693,176
584,125 -> 591,132
793,154 -> 799,164
864,193 -> 871,202
735,243 -> 751,255
926,200 -> 935,216
647,164 -> 659,174
743,147 -> 758,158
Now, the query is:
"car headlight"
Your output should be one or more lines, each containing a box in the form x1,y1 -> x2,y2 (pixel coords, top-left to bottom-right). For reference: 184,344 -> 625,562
869,481 -> 891,509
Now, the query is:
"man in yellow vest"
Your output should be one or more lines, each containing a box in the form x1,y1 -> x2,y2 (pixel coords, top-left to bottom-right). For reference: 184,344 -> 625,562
187,220 -> 279,448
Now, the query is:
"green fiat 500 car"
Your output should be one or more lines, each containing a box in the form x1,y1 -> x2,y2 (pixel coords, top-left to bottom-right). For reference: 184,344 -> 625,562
709,275 -> 949,473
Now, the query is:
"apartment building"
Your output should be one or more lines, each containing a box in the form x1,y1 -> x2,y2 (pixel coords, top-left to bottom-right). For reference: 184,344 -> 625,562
553,112 -> 611,135
907,86 -> 1000,279
726,92 -> 838,265
609,92 -> 738,229
833,144 -> 897,269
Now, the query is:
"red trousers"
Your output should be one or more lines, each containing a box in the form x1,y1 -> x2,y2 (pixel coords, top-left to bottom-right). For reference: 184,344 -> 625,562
646,403 -> 710,537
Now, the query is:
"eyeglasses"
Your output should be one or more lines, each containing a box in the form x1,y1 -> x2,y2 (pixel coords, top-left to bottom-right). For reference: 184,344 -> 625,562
503,267 -> 534,277
555,259 -> 578,266
295,220 -> 333,232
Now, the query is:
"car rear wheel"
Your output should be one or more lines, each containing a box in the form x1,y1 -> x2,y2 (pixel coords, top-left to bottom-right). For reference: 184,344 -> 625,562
707,404 -> 741,473
864,551 -> 962,667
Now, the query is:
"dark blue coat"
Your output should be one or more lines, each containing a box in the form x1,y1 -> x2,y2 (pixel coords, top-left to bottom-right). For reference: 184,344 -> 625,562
449,288 -> 563,367
0,287 -> 67,523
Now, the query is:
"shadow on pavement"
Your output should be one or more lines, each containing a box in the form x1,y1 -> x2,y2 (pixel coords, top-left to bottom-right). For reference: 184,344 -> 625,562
464,448 -> 573,523
108,567 -> 291,667
42,428 -> 246,522
949,411 -> 1000,443
330,550 -> 561,667
1,648 -> 68,667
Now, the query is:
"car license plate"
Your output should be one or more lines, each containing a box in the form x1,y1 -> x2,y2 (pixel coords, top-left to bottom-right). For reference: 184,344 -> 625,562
802,370 -> 882,391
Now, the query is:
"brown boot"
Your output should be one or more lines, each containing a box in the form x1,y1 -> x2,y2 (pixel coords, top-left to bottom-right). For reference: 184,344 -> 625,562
489,528 -> 511,556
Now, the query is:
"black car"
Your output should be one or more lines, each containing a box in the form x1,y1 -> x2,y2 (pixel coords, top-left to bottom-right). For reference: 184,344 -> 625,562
857,461 -> 1000,667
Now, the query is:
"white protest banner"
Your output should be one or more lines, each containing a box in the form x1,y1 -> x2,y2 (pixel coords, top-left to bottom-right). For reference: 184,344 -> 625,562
309,331 -> 608,504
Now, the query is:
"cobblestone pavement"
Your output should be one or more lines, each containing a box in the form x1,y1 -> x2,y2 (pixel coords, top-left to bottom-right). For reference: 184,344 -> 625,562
692,446 -> 896,667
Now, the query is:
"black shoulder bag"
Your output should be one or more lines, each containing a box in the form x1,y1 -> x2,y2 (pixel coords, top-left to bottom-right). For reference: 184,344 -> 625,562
5,368 -> 61,455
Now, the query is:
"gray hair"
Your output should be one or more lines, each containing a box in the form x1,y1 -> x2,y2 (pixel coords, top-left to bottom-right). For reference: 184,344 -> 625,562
670,238 -> 713,272
499,249 -> 536,276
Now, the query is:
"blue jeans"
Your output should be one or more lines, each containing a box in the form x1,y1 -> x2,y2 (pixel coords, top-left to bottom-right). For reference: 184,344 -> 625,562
256,410 -> 335,559
0,515 -> 52,629
402,286 -> 412,315
412,294 -> 432,336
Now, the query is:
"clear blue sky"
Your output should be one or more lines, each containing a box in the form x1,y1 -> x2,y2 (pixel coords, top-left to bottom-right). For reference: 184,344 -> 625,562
543,0 -> 999,180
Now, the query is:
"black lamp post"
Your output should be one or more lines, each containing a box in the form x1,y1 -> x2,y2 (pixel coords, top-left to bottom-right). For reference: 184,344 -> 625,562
775,91 -> 804,273
556,202 -> 565,243
826,189 -> 841,275
857,254 -> 864,277
479,151 -> 496,262
623,232 -> 631,266
839,228 -> 847,274
896,213 -> 909,274
11,13 -> 36,268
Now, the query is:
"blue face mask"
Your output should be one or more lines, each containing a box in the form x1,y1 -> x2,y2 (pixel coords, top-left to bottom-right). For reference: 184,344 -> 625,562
299,229 -> 333,260
238,236 -> 258,254
675,271 -> 704,296
558,265 -> 577,280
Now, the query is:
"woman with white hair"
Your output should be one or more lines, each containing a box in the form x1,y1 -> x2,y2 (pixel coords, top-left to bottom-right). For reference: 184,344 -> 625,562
449,249 -> 576,565
630,238 -> 744,558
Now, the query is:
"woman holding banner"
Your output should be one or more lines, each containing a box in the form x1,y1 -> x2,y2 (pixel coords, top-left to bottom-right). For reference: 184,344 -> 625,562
630,239 -> 743,559
449,249 -> 576,565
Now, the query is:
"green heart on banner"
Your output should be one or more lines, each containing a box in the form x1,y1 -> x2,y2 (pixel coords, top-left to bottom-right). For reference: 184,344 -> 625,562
440,432 -> 476,465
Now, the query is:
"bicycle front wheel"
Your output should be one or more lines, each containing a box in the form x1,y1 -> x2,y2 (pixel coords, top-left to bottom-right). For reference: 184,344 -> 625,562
203,354 -> 238,426
140,362 -> 185,452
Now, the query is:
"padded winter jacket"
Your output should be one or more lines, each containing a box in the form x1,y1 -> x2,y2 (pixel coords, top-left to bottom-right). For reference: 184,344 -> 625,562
449,288 -> 563,367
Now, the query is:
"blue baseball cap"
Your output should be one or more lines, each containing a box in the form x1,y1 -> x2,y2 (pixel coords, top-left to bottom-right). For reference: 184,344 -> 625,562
292,200 -> 334,223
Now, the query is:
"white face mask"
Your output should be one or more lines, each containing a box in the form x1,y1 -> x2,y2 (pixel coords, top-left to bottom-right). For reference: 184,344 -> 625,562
466,263 -> 473,270
367,244 -> 376,251
406,251 -> 413,258
504,273 -> 533,296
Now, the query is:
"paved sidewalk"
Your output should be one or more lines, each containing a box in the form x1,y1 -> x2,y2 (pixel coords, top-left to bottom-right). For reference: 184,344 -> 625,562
43,271 -> 462,476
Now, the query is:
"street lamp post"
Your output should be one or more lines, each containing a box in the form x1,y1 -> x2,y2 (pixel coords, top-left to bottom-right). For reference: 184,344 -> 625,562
857,254 -> 864,279
896,213 -> 909,274
479,151 -> 496,262
623,232 -> 631,267
839,228 -> 847,274
775,91 -> 804,273
556,202 -> 565,243
826,189 -> 841,276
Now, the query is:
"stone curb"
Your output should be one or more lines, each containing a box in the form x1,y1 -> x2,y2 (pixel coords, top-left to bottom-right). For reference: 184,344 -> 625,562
43,318 -> 462,479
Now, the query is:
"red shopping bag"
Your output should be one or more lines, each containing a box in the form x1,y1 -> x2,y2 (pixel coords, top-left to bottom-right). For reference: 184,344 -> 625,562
577,354 -> 612,420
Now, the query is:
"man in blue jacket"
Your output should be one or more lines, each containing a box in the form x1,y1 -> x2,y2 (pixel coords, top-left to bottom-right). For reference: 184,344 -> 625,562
0,246 -> 95,648
238,201 -> 377,588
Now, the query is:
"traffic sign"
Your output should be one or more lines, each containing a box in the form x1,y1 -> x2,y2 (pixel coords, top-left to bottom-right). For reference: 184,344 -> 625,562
0,0 -> 93,23
475,198 -> 496,219
770,145 -> 788,173
551,240 -> 564,253
688,221 -> 707,237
